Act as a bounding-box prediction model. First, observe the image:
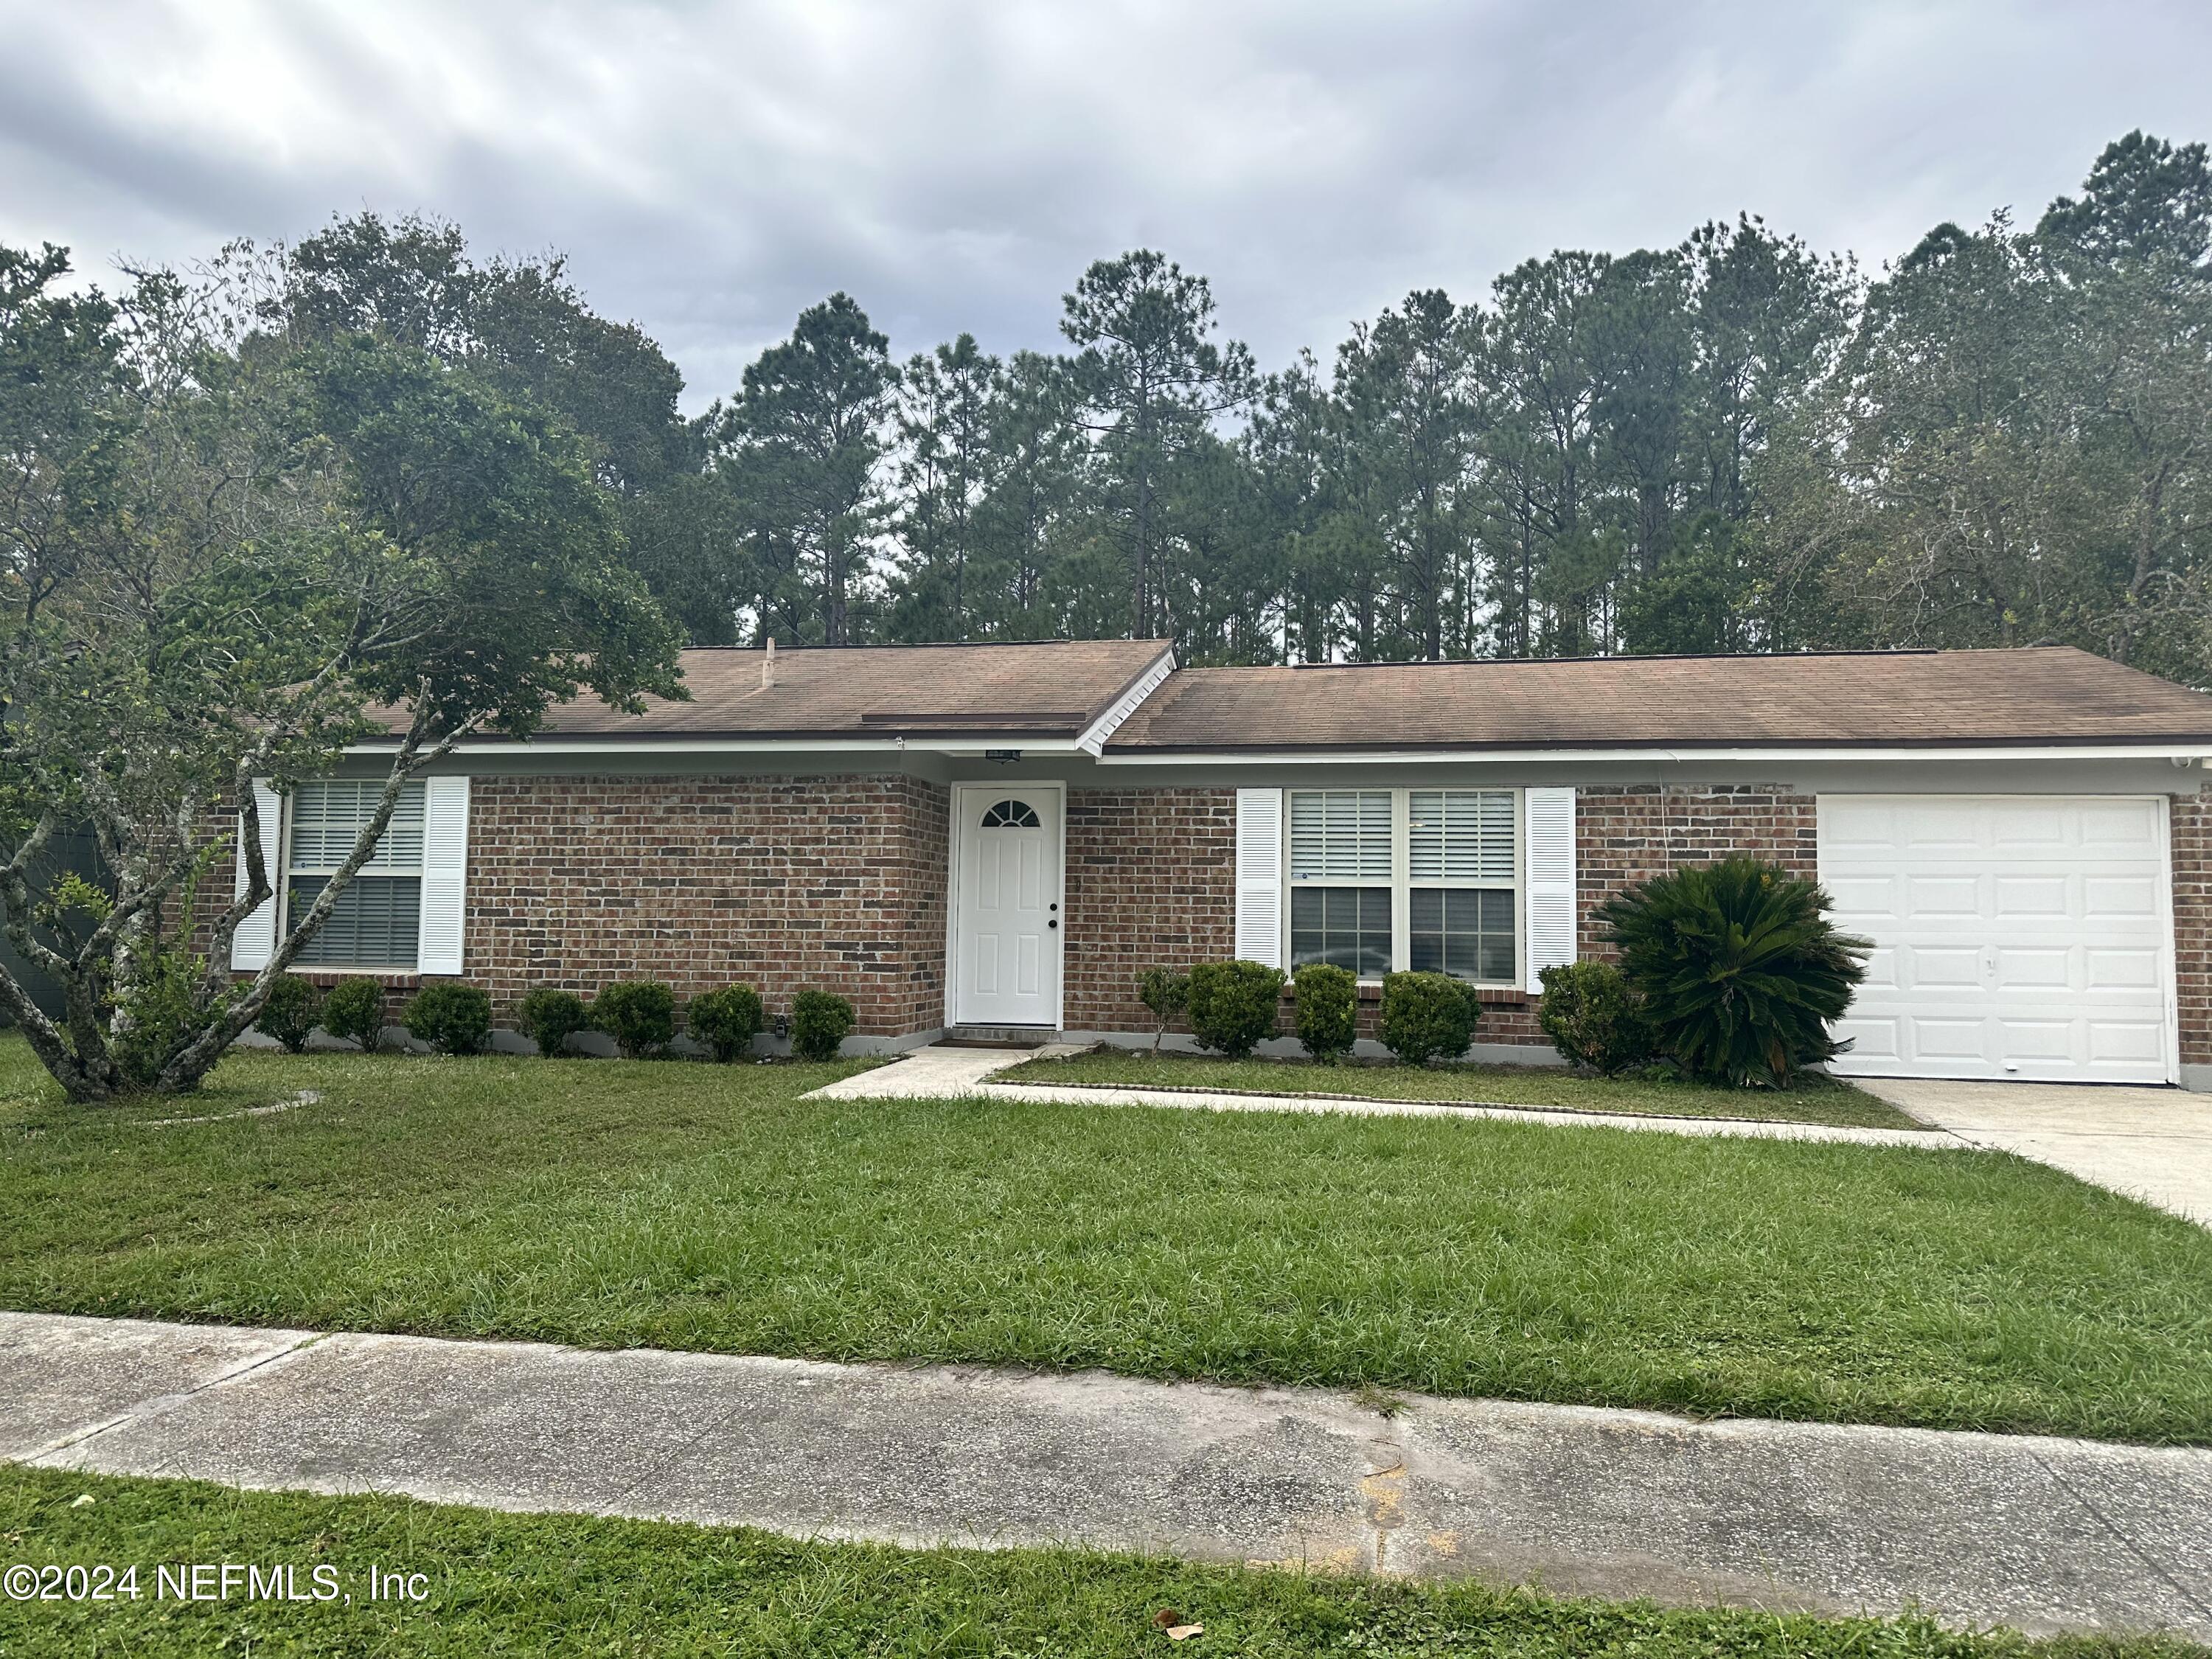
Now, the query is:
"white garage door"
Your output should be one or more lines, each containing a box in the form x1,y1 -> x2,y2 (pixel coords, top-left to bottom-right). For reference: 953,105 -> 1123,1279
1819,796 -> 2175,1084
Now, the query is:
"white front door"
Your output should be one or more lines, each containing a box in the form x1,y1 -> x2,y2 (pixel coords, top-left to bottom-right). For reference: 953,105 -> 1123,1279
953,787 -> 1061,1027
1820,795 -> 2176,1084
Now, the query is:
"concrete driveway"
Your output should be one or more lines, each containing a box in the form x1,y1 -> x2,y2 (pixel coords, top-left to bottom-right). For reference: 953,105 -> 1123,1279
1859,1079 -> 2212,1227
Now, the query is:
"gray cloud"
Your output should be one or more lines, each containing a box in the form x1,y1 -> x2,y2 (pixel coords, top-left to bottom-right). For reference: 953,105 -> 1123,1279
1,0 -> 2205,407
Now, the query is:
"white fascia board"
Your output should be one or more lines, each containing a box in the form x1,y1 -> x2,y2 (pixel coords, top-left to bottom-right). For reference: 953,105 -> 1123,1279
1096,744 -> 2212,765
342,736 -> 1090,759
1075,647 -> 1177,756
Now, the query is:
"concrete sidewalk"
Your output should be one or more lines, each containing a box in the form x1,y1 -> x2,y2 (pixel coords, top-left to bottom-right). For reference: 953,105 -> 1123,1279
4,1312 -> 2208,1639
812,1046 -> 1944,1148
1863,1078 -> 2212,1228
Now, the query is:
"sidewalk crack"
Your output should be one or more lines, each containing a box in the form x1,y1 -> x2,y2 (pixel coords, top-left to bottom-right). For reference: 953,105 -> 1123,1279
1359,1421 -> 1409,1576
2025,1445 -> 2212,1624
19,1332 -> 327,1467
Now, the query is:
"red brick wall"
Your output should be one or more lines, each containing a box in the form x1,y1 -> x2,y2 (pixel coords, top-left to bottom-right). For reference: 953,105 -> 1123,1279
218,772 -> 2210,1068
462,773 -> 948,1036
1576,785 -> 1820,942
2174,790 -> 2212,1066
1062,787 -> 1237,1031
1062,782 -> 1820,1048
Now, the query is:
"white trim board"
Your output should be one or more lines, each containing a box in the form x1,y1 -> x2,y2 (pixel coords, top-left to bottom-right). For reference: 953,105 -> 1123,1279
350,737 -> 1092,759
1077,648 -> 1177,756
1097,745 -> 2212,766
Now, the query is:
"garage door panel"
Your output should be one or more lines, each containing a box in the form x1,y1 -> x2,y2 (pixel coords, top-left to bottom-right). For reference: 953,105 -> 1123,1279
2084,947 -> 2160,990
1993,947 -> 2070,990
1991,813 -> 2069,849
1910,1018 -> 1994,1060
1991,1020 -> 2076,1062
2084,875 -> 2159,917
1835,1016 -> 1901,1060
1832,863 -> 1902,902
1991,875 -> 2069,918
2087,1020 -> 2168,1063
1820,801 -> 1899,846
1857,945 -> 1901,992
1905,874 -> 1980,915
1902,805 -> 1983,849
2079,801 -> 2161,847
1818,795 -> 2173,1085
1903,946 -> 1981,989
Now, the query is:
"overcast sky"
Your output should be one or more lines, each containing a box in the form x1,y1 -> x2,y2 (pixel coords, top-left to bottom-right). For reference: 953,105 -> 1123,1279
4,1 -> 2207,409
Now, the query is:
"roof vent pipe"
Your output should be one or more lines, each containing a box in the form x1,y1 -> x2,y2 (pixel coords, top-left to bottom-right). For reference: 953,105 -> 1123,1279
762,636 -> 776,690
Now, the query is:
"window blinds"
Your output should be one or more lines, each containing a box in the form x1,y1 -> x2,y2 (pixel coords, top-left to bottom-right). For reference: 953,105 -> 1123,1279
286,780 -> 427,872
1408,790 -> 1514,883
1288,790 -> 1392,880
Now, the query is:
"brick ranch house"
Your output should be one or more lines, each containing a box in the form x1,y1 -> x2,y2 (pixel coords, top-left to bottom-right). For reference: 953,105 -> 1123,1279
227,639 -> 2212,1088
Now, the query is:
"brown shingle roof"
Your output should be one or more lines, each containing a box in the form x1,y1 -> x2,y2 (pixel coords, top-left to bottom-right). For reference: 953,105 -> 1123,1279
397,639 -> 1172,742
1105,648 -> 2212,751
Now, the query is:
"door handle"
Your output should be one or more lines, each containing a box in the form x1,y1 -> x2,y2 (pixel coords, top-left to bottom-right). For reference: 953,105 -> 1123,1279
1048,919 -> 1058,930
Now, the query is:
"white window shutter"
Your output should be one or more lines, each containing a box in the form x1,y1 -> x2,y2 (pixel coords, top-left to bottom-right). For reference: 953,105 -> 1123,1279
1524,787 -> 1576,993
416,776 -> 470,975
1234,787 -> 1284,968
230,779 -> 284,970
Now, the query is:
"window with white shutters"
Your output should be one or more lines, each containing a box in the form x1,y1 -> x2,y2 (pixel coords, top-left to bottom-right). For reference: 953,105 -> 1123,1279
284,780 -> 428,968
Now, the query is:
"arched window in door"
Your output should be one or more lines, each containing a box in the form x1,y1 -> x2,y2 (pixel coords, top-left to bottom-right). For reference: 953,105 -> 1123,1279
980,799 -> 1042,829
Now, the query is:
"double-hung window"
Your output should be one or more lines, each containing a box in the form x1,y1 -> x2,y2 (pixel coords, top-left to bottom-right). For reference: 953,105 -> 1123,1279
1284,788 -> 1518,985
283,780 -> 426,969
1287,790 -> 1394,976
1408,790 -> 1517,983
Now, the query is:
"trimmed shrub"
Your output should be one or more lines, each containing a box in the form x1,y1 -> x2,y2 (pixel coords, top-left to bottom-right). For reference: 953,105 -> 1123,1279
1537,960 -> 1655,1077
1186,959 -> 1285,1060
1138,967 -> 1192,1051
1379,971 -> 1481,1066
790,989 -> 855,1062
594,980 -> 677,1058
254,974 -> 320,1054
516,986 -> 591,1058
1594,856 -> 1868,1088
402,983 -> 491,1056
319,976 -> 385,1051
688,983 -> 765,1062
1292,962 -> 1357,1063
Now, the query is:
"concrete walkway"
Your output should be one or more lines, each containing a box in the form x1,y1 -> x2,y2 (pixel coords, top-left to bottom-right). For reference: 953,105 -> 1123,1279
3,1312 -> 2208,1639
824,1051 -> 2212,1225
1861,1079 -> 2212,1228
813,1046 -> 1943,1148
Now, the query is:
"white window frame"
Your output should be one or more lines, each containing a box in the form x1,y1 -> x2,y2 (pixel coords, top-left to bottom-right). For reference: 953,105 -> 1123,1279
276,780 -> 429,973
1280,787 -> 1523,989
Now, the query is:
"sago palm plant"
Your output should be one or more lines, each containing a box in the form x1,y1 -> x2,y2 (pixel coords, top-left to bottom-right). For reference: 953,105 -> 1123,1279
1593,858 -> 1869,1088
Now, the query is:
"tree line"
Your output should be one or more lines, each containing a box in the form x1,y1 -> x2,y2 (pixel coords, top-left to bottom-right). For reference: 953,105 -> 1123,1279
18,128 -> 2212,683
345,127 -> 2200,684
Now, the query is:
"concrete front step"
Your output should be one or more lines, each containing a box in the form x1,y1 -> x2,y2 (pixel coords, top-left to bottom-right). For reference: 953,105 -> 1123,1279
942,1025 -> 1057,1048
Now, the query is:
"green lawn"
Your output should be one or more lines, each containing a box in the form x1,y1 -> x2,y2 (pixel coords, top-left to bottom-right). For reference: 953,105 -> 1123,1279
0,1467 -> 2190,1659
995,1046 -> 1923,1129
4,1037 -> 2212,1443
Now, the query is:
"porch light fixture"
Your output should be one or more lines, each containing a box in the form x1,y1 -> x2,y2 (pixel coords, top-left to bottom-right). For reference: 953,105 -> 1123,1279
984,748 -> 1023,763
